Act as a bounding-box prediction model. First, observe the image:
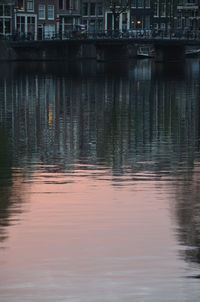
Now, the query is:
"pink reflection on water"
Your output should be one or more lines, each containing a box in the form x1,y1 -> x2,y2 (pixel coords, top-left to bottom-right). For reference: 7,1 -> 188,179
0,170 -> 198,302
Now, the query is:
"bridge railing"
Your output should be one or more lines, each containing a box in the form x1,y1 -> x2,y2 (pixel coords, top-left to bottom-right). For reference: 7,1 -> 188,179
81,30 -> 200,40
5,29 -> 200,42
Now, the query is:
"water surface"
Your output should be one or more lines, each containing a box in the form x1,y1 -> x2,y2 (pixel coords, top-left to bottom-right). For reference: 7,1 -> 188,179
0,59 -> 200,301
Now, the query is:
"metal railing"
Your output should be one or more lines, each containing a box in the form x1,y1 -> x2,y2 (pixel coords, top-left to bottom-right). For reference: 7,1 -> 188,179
4,29 -> 200,42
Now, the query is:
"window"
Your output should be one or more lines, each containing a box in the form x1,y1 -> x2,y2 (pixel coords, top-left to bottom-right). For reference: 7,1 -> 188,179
18,0 -> 24,10
0,12 -> 11,34
5,19 -> 11,33
38,4 -> 45,20
138,0 -> 144,8
89,19 -> 95,31
145,16 -> 150,29
17,16 -> 25,32
161,3 -> 166,16
154,23 -> 158,30
131,0 -> 136,8
0,19 -> 3,33
145,0 -> 150,8
48,5 -> 54,20
27,0 -> 34,11
27,16 -> 35,34
90,3 -> 95,15
83,3 -> 88,15
59,0 -> 63,10
122,13 -> 127,30
74,0 -> 78,10
97,19 -> 103,30
131,16 -> 136,29
136,17 -> 143,28
4,5 -> 11,15
154,1 -> 159,17
97,3 -> 103,15
66,0 -> 70,10
161,23 -> 166,30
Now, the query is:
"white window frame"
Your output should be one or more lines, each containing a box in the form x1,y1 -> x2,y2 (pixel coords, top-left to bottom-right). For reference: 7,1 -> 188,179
27,0 -> 34,12
154,1 -> 159,17
48,5 -> 54,20
38,4 -> 45,20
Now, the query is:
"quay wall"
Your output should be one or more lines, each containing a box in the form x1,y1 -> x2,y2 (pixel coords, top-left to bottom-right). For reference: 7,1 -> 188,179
0,41 -> 17,61
0,40 -> 138,61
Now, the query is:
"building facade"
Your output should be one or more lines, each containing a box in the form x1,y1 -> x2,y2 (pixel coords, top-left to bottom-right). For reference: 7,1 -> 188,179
15,0 -> 37,39
152,0 -> 176,33
1,0 -> 200,39
130,0 -> 153,32
58,0 -> 81,37
15,0 -> 58,39
105,10 -> 130,32
37,0 -> 57,39
81,0 -> 104,32
176,0 -> 200,31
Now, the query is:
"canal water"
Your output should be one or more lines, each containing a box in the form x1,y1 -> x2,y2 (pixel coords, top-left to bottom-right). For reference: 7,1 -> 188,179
0,59 -> 200,301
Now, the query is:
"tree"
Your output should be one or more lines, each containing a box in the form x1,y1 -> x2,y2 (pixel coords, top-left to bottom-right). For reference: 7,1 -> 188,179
105,0 -> 130,31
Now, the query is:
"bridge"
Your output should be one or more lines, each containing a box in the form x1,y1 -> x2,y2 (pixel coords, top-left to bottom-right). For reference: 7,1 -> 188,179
7,31 -> 200,62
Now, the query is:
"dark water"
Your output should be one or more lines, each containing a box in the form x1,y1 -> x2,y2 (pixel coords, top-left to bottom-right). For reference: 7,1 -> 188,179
0,59 -> 200,301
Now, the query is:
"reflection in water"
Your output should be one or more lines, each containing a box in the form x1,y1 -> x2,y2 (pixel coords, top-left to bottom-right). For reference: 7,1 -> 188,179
0,59 -> 200,300
0,127 -> 12,242
0,61 -> 199,172
0,127 -> 27,243
175,173 -> 200,267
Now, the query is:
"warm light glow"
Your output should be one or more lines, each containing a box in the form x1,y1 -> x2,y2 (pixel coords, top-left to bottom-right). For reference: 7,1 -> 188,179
48,104 -> 53,126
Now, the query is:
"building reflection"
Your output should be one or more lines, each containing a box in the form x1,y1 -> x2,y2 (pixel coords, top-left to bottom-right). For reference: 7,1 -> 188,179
0,127 -> 12,242
0,127 -> 25,242
0,62 -> 199,173
174,169 -> 200,267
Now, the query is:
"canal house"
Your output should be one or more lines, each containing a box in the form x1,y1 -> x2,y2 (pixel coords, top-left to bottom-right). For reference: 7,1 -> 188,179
14,0 -> 58,39
130,0 -> 153,33
57,0 -> 81,37
176,0 -> 200,31
104,0 -> 130,32
152,0 -> 176,33
81,0 -> 104,32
